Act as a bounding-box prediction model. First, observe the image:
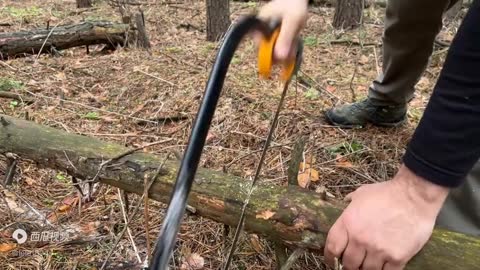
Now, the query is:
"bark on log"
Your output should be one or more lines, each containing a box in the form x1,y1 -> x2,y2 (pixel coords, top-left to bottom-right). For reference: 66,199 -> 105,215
0,21 -> 130,59
0,114 -> 479,269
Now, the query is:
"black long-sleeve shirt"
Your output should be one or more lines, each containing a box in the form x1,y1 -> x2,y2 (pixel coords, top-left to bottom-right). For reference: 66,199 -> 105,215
403,0 -> 480,188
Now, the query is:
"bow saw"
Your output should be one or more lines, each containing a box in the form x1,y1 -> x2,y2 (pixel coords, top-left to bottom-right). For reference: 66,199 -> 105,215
149,15 -> 303,270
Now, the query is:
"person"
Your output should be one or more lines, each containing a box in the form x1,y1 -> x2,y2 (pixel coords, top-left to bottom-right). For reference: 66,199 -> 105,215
258,0 -> 480,269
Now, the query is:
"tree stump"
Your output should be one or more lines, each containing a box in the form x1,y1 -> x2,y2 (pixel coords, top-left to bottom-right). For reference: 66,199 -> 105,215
134,12 -> 151,49
206,0 -> 231,41
333,0 -> 363,29
76,0 -> 93,8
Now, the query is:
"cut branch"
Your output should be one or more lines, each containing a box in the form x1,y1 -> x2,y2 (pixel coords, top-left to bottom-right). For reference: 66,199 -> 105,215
0,114 -> 479,269
0,21 -> 131,59
0,92 -> 34,104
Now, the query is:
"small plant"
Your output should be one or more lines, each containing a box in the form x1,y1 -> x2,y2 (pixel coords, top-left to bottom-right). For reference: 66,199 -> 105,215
82,112 -> 100,120
408,108 -> 424,123
1,6 -> 43,19
9,101 -> 19,109
242,2 -> 257,8
327,140 -> 364,156
43,198 -> 55,207
55,173 -> 68,182
0,78 -> 23,92
51,251 -> 68,263
231,56 -> 241,65
304,88 -> 320,100
304,35 -> 318,47
166,46 -> 182,53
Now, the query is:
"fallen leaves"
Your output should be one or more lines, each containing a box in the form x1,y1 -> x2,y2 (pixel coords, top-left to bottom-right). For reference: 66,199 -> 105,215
297,168 -> 319,188
24,177 -> 36,186
326,85 -> 336,93
181,253 -> 205,270
335,160 -> 353,168
0,243 -> 16,253
3,191 -> 25,214
249,234 -> 264,253
47,195 -> 79,223
256,210 -> 275,220
359,55 -> 370,65
334,154 -> 354,168
58,196 -> 79,212
297,156 -> 320,188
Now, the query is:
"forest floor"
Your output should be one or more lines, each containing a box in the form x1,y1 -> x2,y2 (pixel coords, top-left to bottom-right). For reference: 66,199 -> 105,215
0,0 -> 465,269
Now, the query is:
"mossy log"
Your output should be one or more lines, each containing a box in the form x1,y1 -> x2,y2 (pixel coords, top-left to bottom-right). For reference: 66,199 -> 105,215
0,114 -> 479,269
0,21 -> 130,59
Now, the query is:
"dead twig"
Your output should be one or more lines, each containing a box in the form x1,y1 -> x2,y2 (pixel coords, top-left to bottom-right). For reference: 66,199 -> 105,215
0,189 -> 14,221
136,113 -> 190,125
143,174 -> 152,265
280,248 -> 304,270
1,186 -> 54,227
117,188 -> 142,263
20,89 -> 161,124
4,153 -> 17,186
100,153 -> 171,270
0,92 -> 34,105
135,69 -> 174,86
321,39 -> 380,47
36,20 -> 63,59
225,143 -> 293,169
0,61 -> 17,71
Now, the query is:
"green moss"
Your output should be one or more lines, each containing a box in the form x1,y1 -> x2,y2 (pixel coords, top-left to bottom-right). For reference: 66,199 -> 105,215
304,88 -> 320,100
81,112 -> 100,120
0,78 -> 23,92
1,6 -> 43,19
304,36 -> 318,47
166,46 -> 182,53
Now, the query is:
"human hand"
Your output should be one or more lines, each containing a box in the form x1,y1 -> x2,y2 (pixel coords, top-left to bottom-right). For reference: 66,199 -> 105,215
257,0 -> 309,61
324,165 -> 450,270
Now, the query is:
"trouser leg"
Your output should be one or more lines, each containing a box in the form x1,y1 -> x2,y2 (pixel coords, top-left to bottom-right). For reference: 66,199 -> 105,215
368,0 -> 461,106
436,160 -> 480,237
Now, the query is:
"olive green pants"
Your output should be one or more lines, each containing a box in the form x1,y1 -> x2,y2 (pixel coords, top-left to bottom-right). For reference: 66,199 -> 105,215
369,0 -> 480,236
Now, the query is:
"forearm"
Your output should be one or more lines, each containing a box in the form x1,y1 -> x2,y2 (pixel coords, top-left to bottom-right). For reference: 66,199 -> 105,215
403,0 -> 480,188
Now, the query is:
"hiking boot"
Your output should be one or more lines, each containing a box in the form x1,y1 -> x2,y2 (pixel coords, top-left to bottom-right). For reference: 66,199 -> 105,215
325,98 -> 407,128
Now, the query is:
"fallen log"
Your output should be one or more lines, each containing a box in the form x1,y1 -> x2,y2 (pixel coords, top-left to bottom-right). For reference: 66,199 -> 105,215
0,21 -> 130,59
0,114 -> 479,269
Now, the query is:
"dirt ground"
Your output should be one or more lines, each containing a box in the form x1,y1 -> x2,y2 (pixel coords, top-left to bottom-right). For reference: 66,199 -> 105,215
0,0 -> 464,269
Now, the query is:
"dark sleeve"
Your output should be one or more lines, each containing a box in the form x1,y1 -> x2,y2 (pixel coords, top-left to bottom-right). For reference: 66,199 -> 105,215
402,0 -> 480,188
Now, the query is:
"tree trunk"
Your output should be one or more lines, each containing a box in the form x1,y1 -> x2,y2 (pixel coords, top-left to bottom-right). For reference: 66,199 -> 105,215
76,0 -> 93,8
0,114 -> 479,269
333,0 -> 363,29
134,12 -> 151,49
0,21 -> 130,59
206,0 -> 231,41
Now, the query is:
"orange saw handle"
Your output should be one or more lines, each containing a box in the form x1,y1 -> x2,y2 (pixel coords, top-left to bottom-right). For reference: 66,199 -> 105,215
257,25 -> 303,82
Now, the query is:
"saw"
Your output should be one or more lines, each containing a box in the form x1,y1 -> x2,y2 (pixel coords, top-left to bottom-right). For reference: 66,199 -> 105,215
149,14 -> 303,270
